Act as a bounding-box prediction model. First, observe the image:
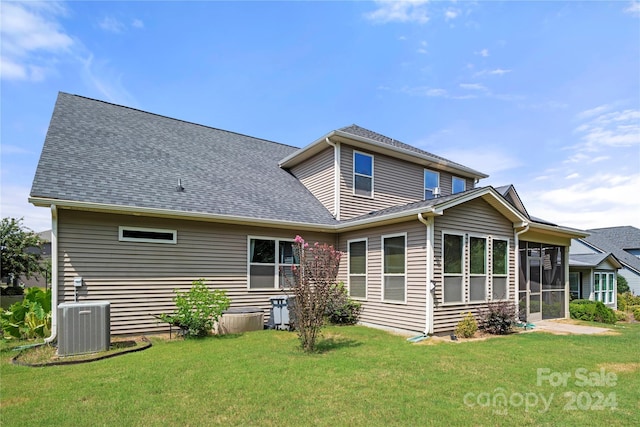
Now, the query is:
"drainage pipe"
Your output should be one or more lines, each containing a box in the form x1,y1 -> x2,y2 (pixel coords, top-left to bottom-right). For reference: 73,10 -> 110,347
418,212 -> 435,335
44,204 -> 58,344
325,137 -> 340,220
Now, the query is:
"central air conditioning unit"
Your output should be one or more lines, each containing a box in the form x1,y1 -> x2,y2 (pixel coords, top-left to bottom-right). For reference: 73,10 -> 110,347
57,301 -> 110,356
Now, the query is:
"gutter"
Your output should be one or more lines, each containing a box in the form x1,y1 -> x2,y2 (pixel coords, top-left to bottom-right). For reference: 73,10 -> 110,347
325,137 -> 341,220
417,212 -> 435,335
45,204 -> 58,344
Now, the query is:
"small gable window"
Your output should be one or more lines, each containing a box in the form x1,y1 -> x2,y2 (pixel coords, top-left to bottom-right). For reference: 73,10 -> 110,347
452,176 -> 466,194
424,169 -> 440,199
119,226 -> 177,244
353,151 -> 373,197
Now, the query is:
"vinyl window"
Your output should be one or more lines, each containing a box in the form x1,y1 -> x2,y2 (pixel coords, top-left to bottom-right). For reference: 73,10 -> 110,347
492,239 -> 509,300
469,236 -> 487,302
452,176 -> 466,194
424,169 -> 440,199
348,239 -> 367,299
248,237 -> 298,289
443,233 -> 464,303
353,151 -> 373,197
382,234 -> 406,303
119,226 -> 177,244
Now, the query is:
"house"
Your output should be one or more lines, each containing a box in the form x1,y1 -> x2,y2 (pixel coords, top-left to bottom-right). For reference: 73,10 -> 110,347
29,93 -> 587,337
568,253 -> 621,308
570,226 -> 640,296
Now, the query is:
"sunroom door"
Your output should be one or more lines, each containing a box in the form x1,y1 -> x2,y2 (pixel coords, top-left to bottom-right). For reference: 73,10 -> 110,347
528,256 -> 542,322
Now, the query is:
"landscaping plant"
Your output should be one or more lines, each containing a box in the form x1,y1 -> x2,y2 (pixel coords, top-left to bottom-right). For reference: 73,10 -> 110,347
325,282 -> 362,325
0,287 -> 51,340
285,235 -> 341,352
569,299 -> 616,324
0,217 -> 47,290
480,300 -> 517,334
159,279 -> 230,338
455,312 -> 478,338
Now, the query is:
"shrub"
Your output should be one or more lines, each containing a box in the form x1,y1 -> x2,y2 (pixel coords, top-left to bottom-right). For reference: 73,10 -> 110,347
616,274 -> 629,294
159,279 -> 230,338
325,282 -> 361,325
569,299 -> 616,324
614,310 -> 628,322
455,312 -> 478,338
617,292 -> 640,311
0,287 -> 51,340
634,308 -> 640,322
480,300 -> 517,335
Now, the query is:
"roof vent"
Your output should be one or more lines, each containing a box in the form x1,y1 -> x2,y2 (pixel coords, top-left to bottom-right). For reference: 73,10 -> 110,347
176,178 -> 185,192
433,187 -> 441,198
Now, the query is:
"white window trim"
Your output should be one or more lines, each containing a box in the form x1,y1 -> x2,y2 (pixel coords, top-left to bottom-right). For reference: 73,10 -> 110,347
118,226 -> 177,244
424,169 -> 440,200
348,238 -> 368,301
442,230 -> 465,305
468,234 -> 488,302
247,236 -> 297,290
491,238 -> 510,301
452,176 -> 466,194
353,150 -> 374,199
381,232 -> 407,304
594,271 -> 615,304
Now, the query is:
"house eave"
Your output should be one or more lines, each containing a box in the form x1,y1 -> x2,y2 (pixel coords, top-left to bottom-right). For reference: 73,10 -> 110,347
528,221 -> 589,239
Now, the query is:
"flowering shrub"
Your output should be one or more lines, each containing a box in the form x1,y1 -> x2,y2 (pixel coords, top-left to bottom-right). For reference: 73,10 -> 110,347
325,282 -> 362,325
284,235 -> 341,352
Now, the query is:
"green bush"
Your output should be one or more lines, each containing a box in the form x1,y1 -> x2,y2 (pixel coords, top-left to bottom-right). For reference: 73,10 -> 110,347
326,282 -> 362,325
160,279 -> 230,338
455,312 -> 478,338
614,310 -> 628,322
480,300 -> 517,335
634,308 -> 640,322
617,292 -> 640,311
616,275 -> 629,294
0,287 -> 51,340
569,299 -> 616,324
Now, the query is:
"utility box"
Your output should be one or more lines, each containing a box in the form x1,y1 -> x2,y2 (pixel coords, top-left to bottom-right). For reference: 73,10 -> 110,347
268,296 -> 295,330
57,301 -> 110,356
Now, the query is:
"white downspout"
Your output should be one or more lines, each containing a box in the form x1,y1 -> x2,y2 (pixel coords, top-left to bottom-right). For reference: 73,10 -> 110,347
45,204 -> 58,344
418,212 -> 434,335
514,222 -> 529,322
325,137 -> 340,220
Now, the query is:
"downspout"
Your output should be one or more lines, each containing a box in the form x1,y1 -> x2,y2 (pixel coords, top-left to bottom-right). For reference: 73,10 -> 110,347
514,222 -> 529,323
325,137 -> 340,220
45,204 -> 58,344
418,212 -> 435,335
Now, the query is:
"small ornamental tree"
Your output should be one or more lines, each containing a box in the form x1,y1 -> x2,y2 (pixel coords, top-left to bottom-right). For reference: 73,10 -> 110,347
285,235 -> 341,352
1,218 -> 46,286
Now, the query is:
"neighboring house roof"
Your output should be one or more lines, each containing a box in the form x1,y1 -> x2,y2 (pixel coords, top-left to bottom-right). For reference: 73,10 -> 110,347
495,184 -> 530,219
580,227 -> 640,274
30,93 -> 339,228
569,253 -> 622,269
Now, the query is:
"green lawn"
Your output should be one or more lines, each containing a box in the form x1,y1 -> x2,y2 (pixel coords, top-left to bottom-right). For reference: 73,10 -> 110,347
1,323 -> 638,426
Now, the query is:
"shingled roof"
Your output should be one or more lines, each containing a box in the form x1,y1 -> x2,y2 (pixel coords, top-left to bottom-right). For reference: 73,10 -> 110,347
581,226 -> 640,273
30,93 -> 338,226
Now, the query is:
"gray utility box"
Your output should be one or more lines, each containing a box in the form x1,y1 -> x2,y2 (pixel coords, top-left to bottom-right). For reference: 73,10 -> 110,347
268,296 -> 295,330
57,301 -> 110,356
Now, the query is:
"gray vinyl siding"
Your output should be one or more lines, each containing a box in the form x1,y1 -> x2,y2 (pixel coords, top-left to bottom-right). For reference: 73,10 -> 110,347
432,198 -> 516,334
339,144 -> 473,220
290,146 -> 335,215
56,209 -> 331,335
337,220 -> 427,333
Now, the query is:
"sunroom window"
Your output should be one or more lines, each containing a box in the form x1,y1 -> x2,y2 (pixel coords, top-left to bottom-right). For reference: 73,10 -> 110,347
492,240 -> 509,300
469,237 -> 487,301
348,239 -> 367,299
443,233 -> 464,303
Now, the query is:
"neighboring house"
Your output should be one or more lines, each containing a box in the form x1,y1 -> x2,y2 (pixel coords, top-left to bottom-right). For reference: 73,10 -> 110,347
29,93 -> 586,336
568,253 -> 621,308
570,226 -> 640,295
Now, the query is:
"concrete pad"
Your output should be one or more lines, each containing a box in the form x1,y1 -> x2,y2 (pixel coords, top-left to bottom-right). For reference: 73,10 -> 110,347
532,320 -> 612,335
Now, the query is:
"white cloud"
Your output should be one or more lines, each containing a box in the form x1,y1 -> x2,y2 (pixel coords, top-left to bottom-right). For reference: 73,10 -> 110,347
99,16 -> 126,33
132,19 -> 145,29
576,104 -> 613,120
445,8 -> 460,21
565,173 -> 580,179
574,108 -> 640,150
417,48 -> 428,54
402,86 -> 448,97
524,172 -> 640,229
459,83 -> 487,91
475,48 -> 489,57
365,0 -> 430,24
475,68 -> 512,77
624,1 -> 640,17
0,1 -> 73,81
81,54 -> 137,106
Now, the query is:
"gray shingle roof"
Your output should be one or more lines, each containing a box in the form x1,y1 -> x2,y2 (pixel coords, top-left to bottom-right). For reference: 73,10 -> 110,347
582,227 -> 640,273
338,124 -> 487,178
30,93 -> 338,225
569,253 -> 616,268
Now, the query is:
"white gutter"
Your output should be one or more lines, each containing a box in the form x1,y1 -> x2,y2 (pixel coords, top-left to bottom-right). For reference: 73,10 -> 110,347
45,204 -> 58,344
514,222 -> 529,322
325,137 -> 341,220
417,213 -> 435,335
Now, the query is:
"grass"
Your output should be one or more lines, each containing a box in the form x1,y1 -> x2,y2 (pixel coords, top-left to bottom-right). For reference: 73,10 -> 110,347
1,323 -> 639,426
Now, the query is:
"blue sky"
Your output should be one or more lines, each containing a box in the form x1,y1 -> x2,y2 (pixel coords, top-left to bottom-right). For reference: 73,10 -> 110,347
1,0 -> 639,232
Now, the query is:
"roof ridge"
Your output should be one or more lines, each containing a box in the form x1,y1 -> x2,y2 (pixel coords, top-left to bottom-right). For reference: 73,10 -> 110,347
58,92 -> 299,150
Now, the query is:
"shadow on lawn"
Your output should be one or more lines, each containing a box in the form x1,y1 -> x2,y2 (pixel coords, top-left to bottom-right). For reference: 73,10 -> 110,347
314,336 -> 362,353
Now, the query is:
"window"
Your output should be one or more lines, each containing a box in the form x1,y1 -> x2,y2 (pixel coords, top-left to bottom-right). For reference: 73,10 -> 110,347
443,233 -> 464,303
119,226 -> 177,244
348,239 -> 367,299
594,272 -> 615,304
492,240 -> 509,300
382,234 -> 406,302
353,151 -> 373,197
424,169 -> 440,199
248,238 -> 298,289
569,272 -> 581,300
452,177 -> 466,194
469,237 -> 487,301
